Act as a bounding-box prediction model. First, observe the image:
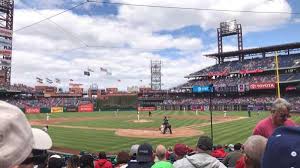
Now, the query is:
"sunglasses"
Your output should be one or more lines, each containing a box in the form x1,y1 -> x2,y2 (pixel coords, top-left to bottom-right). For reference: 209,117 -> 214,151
279,113 -> 290,119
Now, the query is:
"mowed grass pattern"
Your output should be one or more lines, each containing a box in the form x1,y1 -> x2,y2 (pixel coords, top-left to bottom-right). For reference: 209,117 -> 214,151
27,111 -> 300,153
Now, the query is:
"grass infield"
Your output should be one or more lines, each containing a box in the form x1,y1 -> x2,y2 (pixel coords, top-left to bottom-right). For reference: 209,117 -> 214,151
26,110 -> 300,153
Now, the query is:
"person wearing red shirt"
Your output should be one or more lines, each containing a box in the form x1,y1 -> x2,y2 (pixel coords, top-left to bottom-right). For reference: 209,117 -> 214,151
211,145 -> 227,158
253,98 -> 296,138
94,152 -> 113,168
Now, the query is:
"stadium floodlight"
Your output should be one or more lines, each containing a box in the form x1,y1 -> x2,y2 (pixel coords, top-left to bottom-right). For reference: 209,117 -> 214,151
220,20 -> 237,36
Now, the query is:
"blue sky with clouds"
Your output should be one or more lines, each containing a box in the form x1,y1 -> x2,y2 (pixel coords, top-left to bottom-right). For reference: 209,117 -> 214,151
11,0 -> 300,90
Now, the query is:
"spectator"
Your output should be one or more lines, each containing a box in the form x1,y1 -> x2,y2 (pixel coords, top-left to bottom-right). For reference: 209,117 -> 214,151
115,151 -> 130,168
236,135 -> 267,168
228,144 -> 234,152
165,147 -> 175,163
173,144 -> 188,162
127,143 -> 154,168
48,155 -> 64,168
211,145 -> 227,158
173,136 -> 226,168
151,145 -> 173,168
128,144 -> 139,167
94,152 -> 112,168
262,126 -> 300,168
80,154 -> 94,168
0,101 -> 52,168
253,98 -> 296,138
67,155 -> 80,168
223,143 -> 243,168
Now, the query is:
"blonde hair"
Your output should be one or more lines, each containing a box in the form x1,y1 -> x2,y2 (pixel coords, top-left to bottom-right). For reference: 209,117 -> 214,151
271,98 -> 291,113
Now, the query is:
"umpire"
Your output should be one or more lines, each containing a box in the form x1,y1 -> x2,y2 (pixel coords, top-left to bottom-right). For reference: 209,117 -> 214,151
163,116 -> 172,134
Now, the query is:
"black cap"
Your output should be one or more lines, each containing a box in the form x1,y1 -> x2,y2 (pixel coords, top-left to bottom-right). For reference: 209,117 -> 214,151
197,136 -> 213,151
137,143 -> 153,162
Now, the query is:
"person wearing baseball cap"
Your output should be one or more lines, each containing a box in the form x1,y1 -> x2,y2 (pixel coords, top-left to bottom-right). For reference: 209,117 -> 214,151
127,143 -> 154,168
0,101 -> 52,168
262,126 -> 300,168
173,136 -> 226,168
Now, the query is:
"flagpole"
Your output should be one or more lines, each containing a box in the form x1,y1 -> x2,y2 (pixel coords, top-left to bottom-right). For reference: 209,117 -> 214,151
275,51 -> 281,98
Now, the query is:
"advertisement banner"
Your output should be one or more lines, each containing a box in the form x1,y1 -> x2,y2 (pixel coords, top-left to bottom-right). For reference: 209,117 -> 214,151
0,49 -> 11,56
192,85 -> 214,93
286,86 -> 296,91
249,82 -> 276,90
25,107 -> 40,114
240,69 -> 264,74
238,84 -> 245,92
78,104 -> 94,112
51,107 -> 63,113
0,38 -> 12,47
208,70 -> 229,77
66,106 -> 78,112
0,28 -> 12,38
138,107 -> 156,111
0,58 -> 11,67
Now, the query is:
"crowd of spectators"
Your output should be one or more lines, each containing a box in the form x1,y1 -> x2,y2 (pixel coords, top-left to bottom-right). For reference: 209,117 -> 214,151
181,75 -> 277,88
6,97 -> 94,108
190,53 -> 300,77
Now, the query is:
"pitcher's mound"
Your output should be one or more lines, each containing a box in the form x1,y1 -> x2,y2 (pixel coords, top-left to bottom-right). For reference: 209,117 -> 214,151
115,128 -> 203,138
132,119 -> 153,123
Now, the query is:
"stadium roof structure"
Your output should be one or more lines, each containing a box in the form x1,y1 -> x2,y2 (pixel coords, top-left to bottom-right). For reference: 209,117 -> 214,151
205,42 -> 300,60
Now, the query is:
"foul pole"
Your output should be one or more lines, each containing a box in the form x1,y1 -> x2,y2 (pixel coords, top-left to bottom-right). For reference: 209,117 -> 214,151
275,51 -> 281,98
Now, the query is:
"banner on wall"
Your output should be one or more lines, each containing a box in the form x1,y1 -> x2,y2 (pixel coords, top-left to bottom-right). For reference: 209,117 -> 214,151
249,82 -> 276,90
51,107 -> 63,113
138,107 -> 156,111
0,38 -> 12,47
78,104 -> 94,112
25,107 -> 40,114
0,28 -> 12,38
66,106 -> 77,112
240,69 -> 264,74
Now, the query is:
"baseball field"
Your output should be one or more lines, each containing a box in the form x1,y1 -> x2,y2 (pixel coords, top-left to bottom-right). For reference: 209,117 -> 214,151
26,110 -> 300,154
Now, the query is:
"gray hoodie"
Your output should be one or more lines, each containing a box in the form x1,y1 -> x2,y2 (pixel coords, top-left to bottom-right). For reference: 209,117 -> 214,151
173,153 -> 226,168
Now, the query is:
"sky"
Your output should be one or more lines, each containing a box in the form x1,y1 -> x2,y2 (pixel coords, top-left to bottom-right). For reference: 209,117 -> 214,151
11,0 -> 300,91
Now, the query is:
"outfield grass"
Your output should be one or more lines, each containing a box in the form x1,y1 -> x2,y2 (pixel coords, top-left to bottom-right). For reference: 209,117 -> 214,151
26,111 -> 300,153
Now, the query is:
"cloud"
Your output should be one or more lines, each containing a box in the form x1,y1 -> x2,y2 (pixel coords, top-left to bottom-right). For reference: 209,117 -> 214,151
11,0 -> 292,90
115,0 -> 291,32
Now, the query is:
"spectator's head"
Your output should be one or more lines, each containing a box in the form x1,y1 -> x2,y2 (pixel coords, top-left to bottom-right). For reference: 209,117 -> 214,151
196,136 -> 213,152
116,151 -> 130,165
98,152 -> 107,159
174,144 -> 188,159
155,145 -> 167,161
271,98 -> 291,126
67,155 -> 80,168
243,135 -> 267,168
79,154 -> 94,168
262,126 -> 300,168
234,143 -> 242,151
0,101 -> 52,168
137,143 -> 153,163
48,155 -> 64,168
129,144 -> 140,159
216,144 -> 222,149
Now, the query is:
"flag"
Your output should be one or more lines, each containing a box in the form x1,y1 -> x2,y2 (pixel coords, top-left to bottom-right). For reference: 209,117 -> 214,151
100,67 -> 108,72
87,67 -> 94,72
55,78 -> 60,84
46,78 -> 53,83
36,77 -> 42,81
69,79 -> 74,82
106,72 -> 112,76
37,80 -> 43,84
84,71 -> 90,76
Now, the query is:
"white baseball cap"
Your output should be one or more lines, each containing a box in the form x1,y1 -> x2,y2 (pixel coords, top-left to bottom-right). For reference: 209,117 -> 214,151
0,101 -> 52,168
0,101 -> 33,168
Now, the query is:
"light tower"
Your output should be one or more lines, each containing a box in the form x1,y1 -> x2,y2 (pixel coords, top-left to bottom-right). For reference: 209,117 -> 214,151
217,20 -> 243,63
150,60 -> 161,90
0,0 -> 13,86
